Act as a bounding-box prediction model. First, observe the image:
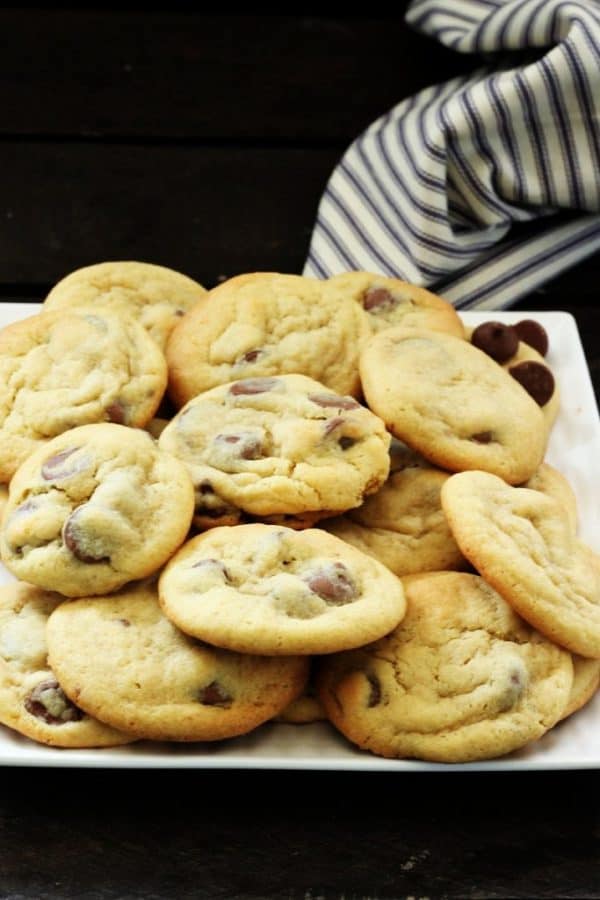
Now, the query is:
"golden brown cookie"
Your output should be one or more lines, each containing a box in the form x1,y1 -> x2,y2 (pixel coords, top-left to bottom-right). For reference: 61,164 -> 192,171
43,260 -> 206,350
316,572 -> 573,762
46,581 -> 309,742
360,328 -> 547,484
0,581 -> 133,747
323,443 -> 464,576
0,308 -> 167,481
158,374 -> 390,530
165,272 -> 371,407
441,471 -> 600,658
328,271 -> 465,337
158,524 -> 406,656
0,424 -> 194,597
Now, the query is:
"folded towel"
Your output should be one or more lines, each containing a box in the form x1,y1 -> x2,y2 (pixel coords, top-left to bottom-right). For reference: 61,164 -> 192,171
304,0 -> 600,309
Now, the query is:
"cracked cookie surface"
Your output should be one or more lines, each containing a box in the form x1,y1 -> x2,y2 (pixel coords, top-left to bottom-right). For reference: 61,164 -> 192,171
360,328 -> 547,484
328,271 -> 465,337
441,471 -> 600,658
158,523 -> 406,655
324,443 -> 464,576
316,571 -> 573,763
165,272 -> 371,407
0,423 -> 194,597
46,581 -> 309,742
158,373 -> 390,529
524,463 -> 578,533
0,309 -> 167,481
0,581 -> 133,747
43,260 -> 206,350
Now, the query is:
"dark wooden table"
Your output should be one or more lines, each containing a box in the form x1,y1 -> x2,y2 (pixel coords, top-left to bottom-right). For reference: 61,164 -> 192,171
1,10 -> 599,899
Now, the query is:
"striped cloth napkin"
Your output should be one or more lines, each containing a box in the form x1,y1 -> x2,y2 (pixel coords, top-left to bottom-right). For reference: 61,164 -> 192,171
304,0 -> 600,310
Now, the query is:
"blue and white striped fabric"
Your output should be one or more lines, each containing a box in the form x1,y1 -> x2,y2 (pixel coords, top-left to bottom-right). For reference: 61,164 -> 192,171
304,0 -> 600,310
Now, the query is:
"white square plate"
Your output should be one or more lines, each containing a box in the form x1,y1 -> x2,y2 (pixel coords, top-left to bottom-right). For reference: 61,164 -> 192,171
0,306 -> 598,770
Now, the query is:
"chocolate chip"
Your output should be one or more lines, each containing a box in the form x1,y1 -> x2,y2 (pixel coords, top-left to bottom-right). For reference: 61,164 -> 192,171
214,432 -> 264,460
366,673 -> 382,708
470,431 -> 493,444
471,321 -> 519,362
10,498 -> 39,518
229,378 -> 278,396
41,447 -> 82,481
513,319 -> 549,357
304,562 -> 358,604
62,506 -> 110,564
106,402 -> 126,425
197,681 -> 232,707
174,308 -> 186,317
308,393 -> 360,410
362,287 -> 398,312
238,349 -> 263,364
118,618 -> 131,627
508,360 -> 555,406
323,416 -> 345,437
322,418 -> 357,449
25,679 -> 83,725
241,444 -> 263,459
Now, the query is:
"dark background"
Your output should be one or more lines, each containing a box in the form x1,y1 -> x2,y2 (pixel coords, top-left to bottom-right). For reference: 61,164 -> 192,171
0,8 -> 599,899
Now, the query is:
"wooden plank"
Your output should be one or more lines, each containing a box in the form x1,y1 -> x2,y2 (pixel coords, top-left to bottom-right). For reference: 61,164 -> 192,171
0,11 -> 473,140
0,142 -> 339,289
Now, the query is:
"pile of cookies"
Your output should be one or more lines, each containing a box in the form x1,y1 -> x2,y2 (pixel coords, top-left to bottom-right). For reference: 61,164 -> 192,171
0,261 -> 597,763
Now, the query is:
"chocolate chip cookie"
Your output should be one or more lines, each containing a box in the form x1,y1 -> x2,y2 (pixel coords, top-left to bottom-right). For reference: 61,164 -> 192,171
165,272 -> 371,407
0,581 -> 133,747
317,572 -> 573,762
0,423 -> 194,597
158,523 -> 407,655
46,581 -> 310,742
323,442 -> 464,576
328,271 -> 465,337
360,328 -> 547,484
0,308 -> 167,481
158,373 -> 391,530
43,260 -> 206,350
441,471 -> 600,658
